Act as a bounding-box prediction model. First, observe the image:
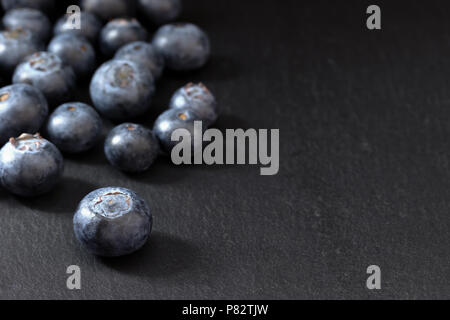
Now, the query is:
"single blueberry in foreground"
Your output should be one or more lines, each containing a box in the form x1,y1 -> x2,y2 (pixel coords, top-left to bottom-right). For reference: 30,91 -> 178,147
153,107 -> 205,154
99,18 -> 148,57
46,102 -> 102,154
0,28 -> 44,75
170,82 -> 218,126
48,34 -> 96,79
153,23 -> 210,71
1,0 -> 54,13
0,133 -> 64,197
90,59 -> 155,120
81,0 -> 134,22
105,123 -> 159,172
54,11 -> 103,44
73,187 -> 152,257
0,84 -> 48,144
138,0 -> 182,25
3,8 -> 51,43
13,51 -> 76,107
114,41 -> 164,79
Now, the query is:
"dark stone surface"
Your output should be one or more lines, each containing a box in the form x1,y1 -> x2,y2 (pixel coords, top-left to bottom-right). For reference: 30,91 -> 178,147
1,0 -> 450,299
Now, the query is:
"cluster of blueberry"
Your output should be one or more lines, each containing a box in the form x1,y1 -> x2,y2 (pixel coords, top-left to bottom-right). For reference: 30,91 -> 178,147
0,0 -> 219,257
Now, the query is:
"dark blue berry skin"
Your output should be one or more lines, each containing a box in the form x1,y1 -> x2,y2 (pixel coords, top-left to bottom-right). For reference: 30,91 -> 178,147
1,0 -> 54,13
138,0 -> 182,25
152,23 -> 210,71
81,0 -> 134,22
114,41 -> 164,79
0,84 -> 48,144
73,187 -> 152,257
0,133 -> 64,197
99,18 -> 148,57
170,82 -> 218,126
153,107 -> 204,153
13,51 -> 76,108
90,59 -> 155,121
105,123 -> 159,172
0,28 -> 44,75
46,102 -> 102,154
54,11 -> 103,45
2,8 -> 51,43
48,34 -> 96,79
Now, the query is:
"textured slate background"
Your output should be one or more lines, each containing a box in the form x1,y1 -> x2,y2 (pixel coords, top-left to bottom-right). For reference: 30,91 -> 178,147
1,0 -> 450,299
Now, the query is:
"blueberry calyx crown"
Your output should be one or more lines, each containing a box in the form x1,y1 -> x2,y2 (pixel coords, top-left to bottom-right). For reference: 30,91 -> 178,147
91,191 -> 132,218
0,92 -> 10,102
29,53 -> 59,72
4,28 -> 26,40
178,112 -> 188,120
115,18 -> 138,26
185,82 -> 211,98
9,133 -> 44,152
113,64 -> 134,88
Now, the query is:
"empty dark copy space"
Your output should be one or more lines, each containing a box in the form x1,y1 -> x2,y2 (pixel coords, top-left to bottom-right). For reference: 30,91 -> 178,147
1,0 -> 450,299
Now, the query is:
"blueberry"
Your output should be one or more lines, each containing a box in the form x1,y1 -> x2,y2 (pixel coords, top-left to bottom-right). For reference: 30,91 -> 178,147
105,123 -> 159,172
114,41 -> 164,79
73,187 -> 152,257
170,82 -> 218,126
99,18 -> 148,57
2,8 -> 51,42
152,23 -> 210,71
138,0 -> 182,25
46,102 -> 102,154
48,34 -> 96,79
0,28 -> 44,75
0,84 -> 48,144
81,0 -> 134,22
0,133 -> 64,197
153,107 -> 204,153
13,51 -> 76,107
1,0 -> 54,13
90,59 -> 155,121
54,11 -> 103,45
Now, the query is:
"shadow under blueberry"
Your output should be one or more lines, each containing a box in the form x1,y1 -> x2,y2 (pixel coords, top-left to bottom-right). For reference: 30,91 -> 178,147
16,177 -> 98,214
60,119 -> 114,167
63,142 -> 106,167
98,231 -> 201,278
124,156 -> 189,185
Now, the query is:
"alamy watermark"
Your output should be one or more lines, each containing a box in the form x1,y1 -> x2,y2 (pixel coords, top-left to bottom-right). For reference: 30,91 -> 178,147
64,5 -> 81,30
66,265 -> 81,290
170,121 -> 279,176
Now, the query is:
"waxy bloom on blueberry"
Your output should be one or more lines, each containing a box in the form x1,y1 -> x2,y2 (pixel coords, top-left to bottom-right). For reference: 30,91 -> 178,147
90,59 -> 155,120
138,0 -> 182,25
46,102 -> 102,154
0,84 -> 48,144
99,18 -> 148,57
3,8 -> 51,42
73,187 -> 152,257
0,28 -> 44,75
105,123 -> 159,172
81,0 -> 134,22
1,0 -> 54,13
153,23 -> 210,71
13,51 -> 76,107
48,34 -> 96,79
170,82 -> 218,126
114,41 -> 164,80
0,133 -> 64,197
